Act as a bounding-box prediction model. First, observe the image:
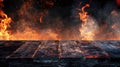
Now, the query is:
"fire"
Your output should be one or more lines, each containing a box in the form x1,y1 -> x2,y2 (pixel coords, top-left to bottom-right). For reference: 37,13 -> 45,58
78,4 -> 120,40
79,4 -> 97,40
40,16 -> 43,23
0,0 -> 60,40
79,4 -> 90,23
0,10 -> 11,40
10,28 -> 59,40
0,0 -> 120,40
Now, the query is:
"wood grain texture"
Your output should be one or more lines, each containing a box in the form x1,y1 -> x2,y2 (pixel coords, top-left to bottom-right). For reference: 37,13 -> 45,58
4,40 -> 120,58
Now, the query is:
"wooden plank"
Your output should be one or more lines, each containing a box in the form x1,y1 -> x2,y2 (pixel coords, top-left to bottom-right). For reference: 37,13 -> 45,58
0,41 -> 23,58
60,40 -> 83,58
5,40 -> 120,58
7,41 -> 41,58
92,41 -> 120,58
34,41 -> 59,58
76,41 -> 109,58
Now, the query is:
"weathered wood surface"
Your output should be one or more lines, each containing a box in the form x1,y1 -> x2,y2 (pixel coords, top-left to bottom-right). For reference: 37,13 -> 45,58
92,41 -> 120,58
1,40 -> 120,58
0,41 -> 23,58
7,42 -> 40,58
34,41 -> 59,58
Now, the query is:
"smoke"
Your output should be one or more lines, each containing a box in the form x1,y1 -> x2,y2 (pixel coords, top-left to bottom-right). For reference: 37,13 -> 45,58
1,0 -> 120,40
8,0 -> 79,40
9,0 -> 62,40
71,0 -> 120,40
95,10 -> 120,40
93,1 -> 120,40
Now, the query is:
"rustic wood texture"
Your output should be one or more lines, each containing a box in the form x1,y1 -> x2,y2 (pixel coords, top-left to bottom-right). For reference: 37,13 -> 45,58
0,40 -> 119,58
7,42 -> 41,58
34,41 -> 59,58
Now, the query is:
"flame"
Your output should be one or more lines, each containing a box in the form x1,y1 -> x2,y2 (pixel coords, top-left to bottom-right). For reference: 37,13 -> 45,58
79,4 -> 97,40
0,0 -> 120,40
0,0 -> 11,40
10,28 -> 59,40
0,10 -> 12,40
78,4 -> 120,40
40,16 -> 43,23
79,4 -> 90,23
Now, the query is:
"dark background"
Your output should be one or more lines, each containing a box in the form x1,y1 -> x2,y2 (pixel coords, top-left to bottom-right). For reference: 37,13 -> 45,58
1,0 -> 120,39
2,0 -> 118,26
3,0 -> 117,17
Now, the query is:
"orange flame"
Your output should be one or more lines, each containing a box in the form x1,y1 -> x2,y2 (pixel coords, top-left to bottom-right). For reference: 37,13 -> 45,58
0,10 -> 12,40
0,1 -> 120,40
10,28 -> 59,40
79,4 -> 97,40
79,4 -> 90,23
40,16 -> 43,23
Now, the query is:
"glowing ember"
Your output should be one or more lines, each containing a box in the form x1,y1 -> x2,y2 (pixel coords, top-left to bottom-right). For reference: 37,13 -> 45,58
10,28 -> 59,40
